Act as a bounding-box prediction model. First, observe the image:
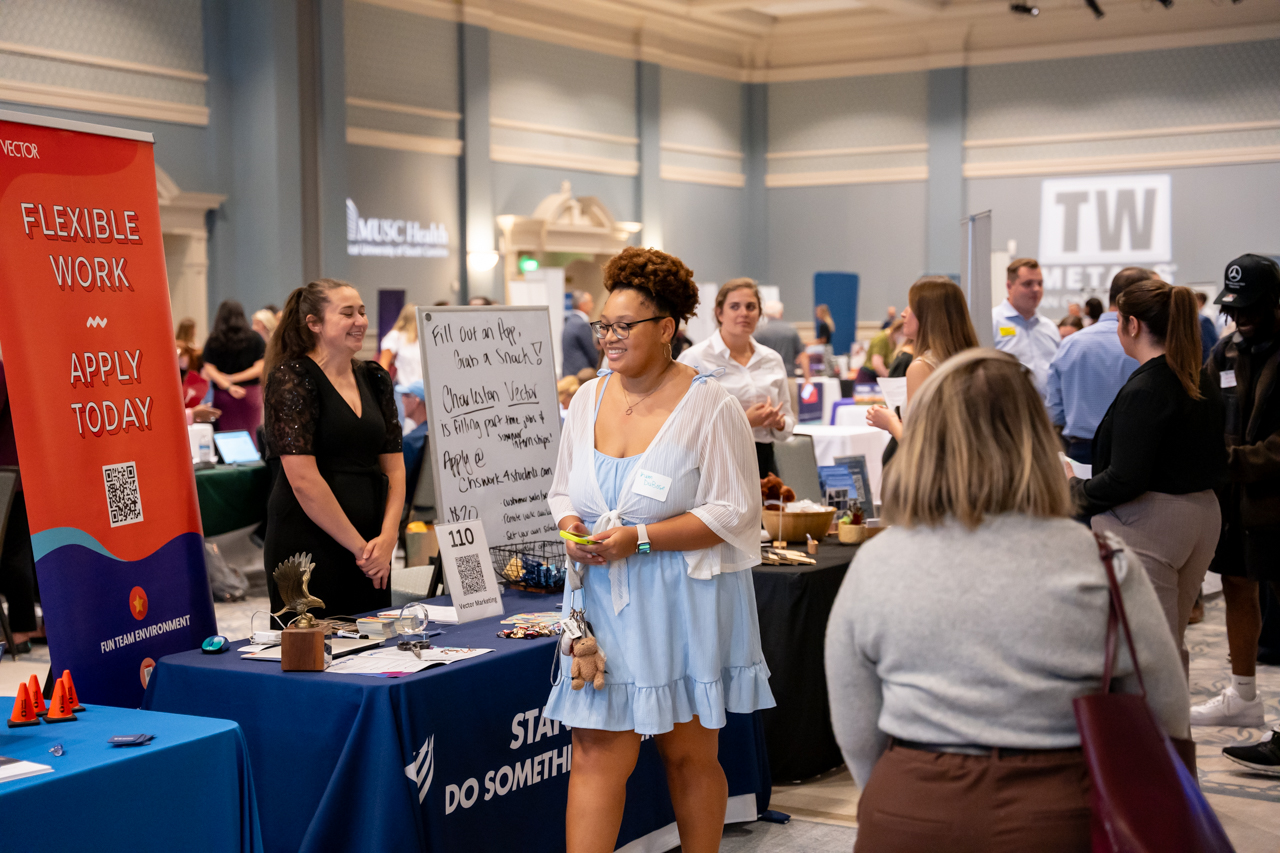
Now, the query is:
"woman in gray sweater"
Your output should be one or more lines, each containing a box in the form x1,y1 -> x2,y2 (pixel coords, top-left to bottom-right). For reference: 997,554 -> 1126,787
825,349 -> 1190,853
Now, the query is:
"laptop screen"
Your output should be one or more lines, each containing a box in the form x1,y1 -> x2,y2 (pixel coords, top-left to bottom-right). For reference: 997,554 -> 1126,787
213,430 -> 261,465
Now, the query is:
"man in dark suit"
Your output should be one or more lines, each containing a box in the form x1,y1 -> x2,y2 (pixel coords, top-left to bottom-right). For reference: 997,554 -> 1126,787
562,290 -> 600,377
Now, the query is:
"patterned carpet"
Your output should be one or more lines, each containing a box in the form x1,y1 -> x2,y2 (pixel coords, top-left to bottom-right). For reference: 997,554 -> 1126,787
1188,594 -> 1280,850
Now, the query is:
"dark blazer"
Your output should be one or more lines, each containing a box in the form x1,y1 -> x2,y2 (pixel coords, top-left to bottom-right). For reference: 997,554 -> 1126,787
562,312 -> 599,378
1208,332 -> 1280,529
1072,355 -> 1226,517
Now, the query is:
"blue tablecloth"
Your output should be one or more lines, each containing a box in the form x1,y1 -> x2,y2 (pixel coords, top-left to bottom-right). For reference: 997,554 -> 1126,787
143,589 -> 771,853
0,702 -> 262,853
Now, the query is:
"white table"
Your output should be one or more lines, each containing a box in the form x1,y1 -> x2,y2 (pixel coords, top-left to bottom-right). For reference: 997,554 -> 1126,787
793,423 -> 892,504
833,404 -> 874,427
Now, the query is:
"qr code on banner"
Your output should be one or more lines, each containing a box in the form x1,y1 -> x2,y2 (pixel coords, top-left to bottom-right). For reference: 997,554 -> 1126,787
456,552 -> 487,596
103,461 -> 143,528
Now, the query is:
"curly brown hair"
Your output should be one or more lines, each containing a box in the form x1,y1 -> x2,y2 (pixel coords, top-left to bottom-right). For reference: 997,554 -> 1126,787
603,247 -> 699,324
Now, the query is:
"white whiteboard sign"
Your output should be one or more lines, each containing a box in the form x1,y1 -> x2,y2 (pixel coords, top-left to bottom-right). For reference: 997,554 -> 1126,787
417,306 -> 562,549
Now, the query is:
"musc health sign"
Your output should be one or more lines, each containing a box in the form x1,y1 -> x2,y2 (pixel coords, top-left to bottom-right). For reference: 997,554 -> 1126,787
0,110 -> 214,707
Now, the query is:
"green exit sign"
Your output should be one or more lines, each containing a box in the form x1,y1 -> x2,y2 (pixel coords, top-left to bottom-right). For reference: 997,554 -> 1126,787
518,256 -> 539,273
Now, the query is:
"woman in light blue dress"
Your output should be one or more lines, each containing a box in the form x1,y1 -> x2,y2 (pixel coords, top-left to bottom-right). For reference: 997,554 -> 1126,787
545,247 -> 774,853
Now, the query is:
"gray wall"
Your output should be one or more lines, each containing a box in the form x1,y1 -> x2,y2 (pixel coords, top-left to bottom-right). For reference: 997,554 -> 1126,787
5,0 -> 1276,333
969,162 -> 1280,308
768,182 -> 928,322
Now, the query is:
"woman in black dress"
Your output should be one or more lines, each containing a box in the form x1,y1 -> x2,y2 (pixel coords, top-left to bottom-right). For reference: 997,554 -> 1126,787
262,279 -> 405,618
202,301 -> 267,441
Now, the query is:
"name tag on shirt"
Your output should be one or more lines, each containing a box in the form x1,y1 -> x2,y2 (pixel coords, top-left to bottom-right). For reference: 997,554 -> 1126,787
1221,370 -> 1237,389
633,469 -> 672,502
999,325 -> 1017,338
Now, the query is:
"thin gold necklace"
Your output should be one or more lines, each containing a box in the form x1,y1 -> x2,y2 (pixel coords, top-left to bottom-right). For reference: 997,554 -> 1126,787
620,361 -> 673,415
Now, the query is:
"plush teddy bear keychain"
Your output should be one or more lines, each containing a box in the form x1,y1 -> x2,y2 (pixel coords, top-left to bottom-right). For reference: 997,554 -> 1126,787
571,636 -> 607,691
558,605 -> 607,690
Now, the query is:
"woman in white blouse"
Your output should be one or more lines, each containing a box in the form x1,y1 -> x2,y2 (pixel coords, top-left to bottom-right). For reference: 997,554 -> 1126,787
545,248 -> 774,853
678,278 -> 795,477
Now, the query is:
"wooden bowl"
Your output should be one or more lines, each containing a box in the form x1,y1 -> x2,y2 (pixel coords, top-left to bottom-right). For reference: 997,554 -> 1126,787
762,507 -> 837,543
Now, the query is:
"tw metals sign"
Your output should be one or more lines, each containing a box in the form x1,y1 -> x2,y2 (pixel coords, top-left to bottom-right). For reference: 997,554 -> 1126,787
1039,174 -> 1171,266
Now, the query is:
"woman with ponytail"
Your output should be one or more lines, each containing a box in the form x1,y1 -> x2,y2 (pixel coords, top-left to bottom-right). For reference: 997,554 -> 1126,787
1070,280 -> 1226,671
262,279 -> 405,617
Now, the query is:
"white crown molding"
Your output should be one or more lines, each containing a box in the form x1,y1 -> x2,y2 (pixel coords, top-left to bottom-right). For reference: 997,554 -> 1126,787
963,144 -> 1280,179
0,40 -> 209,83
661,140 -> 743,159
491,116 -> 638,146
347,126 -> 463,156
660,163 -> 746,186
346,96 -> 461,121
766,165 -> 928,187
768,142 -> 928,160
761,22 -> 1280,81
490,143 -> 640,176
966,119 -> 1280,150
355,0 -> 1280,84
0,78 -> 208,126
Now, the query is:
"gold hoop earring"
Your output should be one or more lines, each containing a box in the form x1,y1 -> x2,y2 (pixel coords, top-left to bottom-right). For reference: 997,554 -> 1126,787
664,341 -> 673,361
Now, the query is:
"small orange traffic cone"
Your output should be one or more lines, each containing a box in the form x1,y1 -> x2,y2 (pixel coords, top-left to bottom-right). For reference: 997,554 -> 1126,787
27,675 -> 46,717
45,679 -> 76,723
60,671 -> 85,713
7,683 -> 41,727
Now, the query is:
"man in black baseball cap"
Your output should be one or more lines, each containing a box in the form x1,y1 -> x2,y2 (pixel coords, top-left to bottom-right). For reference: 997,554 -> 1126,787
1193,254 -> 1280,770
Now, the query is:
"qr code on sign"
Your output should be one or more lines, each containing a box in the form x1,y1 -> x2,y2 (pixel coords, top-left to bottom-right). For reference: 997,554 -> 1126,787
456,552 -> 487,596
103,461 -> 143,528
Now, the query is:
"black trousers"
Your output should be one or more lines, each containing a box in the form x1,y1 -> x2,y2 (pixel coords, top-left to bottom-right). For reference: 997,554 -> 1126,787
756,442 -> 777,479
0,490 -> 38,633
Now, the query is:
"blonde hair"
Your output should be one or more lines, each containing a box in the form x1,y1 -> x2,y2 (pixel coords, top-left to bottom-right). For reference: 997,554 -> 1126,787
883,349 -> 1071,528
391,303 -> 419,343
252,309 -> 278,337
815,303 -> 835,332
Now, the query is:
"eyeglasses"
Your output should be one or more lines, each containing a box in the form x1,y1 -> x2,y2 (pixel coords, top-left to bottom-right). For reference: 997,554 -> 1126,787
590,317 -> 663,340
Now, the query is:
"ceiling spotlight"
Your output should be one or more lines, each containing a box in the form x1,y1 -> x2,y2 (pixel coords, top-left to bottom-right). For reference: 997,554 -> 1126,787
1010,2 -> 1040,13
1084,0 -> 1104,17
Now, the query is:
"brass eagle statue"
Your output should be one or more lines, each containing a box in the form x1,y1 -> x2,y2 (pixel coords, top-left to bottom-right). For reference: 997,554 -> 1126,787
272,552 -> 325,628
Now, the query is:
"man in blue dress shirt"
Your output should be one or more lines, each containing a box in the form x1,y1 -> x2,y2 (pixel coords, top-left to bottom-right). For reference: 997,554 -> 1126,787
1044,267 -> 1154,464
993,258 -> 1061,395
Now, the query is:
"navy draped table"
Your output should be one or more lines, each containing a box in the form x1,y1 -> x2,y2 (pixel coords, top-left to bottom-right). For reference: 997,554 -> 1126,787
143,588 -> 771,853
0,702 -> 262,852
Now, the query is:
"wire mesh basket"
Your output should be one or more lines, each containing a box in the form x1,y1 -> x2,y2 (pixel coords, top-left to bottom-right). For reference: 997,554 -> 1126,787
489,540 -> 568,593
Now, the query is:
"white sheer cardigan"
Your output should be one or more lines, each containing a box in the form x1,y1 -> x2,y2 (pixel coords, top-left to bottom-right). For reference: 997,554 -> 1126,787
548,370 -> 762,603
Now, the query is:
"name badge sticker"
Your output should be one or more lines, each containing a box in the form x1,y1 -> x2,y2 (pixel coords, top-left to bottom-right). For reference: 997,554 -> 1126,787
633,469 -> 673,502
999,326 -> 1017,338
1221,370 -> 1237,389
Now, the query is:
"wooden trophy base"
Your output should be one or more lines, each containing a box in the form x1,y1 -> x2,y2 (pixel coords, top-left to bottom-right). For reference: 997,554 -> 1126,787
281,626 -> 328,671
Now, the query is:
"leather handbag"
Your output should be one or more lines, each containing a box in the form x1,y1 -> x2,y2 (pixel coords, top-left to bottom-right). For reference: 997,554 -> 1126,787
1073,533 -> 1234,853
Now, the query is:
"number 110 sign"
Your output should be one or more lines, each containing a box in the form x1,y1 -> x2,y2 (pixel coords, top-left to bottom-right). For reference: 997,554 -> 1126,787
435,521 -> 505,623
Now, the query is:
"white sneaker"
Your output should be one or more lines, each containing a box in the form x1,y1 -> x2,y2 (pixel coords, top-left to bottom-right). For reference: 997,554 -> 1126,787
1190,687 -> 1266,727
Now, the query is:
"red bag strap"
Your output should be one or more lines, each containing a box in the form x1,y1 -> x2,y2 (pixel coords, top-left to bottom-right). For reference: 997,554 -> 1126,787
1094,532 -> 1147,698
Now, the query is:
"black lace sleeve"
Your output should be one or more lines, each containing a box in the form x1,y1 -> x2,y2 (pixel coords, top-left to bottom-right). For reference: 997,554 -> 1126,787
363,360 -> 403,454
264,360 -> 319,456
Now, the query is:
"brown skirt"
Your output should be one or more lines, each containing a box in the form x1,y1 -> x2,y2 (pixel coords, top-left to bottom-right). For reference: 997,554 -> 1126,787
854,740 -> 1093,853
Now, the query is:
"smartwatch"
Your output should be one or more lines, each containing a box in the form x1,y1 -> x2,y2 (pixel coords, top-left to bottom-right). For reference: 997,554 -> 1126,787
636,524 -> 651,555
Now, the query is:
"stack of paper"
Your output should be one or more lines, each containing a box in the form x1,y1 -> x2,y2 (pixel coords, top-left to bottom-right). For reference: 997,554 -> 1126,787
377,605 -> 458,624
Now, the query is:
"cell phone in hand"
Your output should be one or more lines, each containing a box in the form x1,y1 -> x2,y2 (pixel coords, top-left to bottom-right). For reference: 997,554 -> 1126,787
559,529 -> 596,546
